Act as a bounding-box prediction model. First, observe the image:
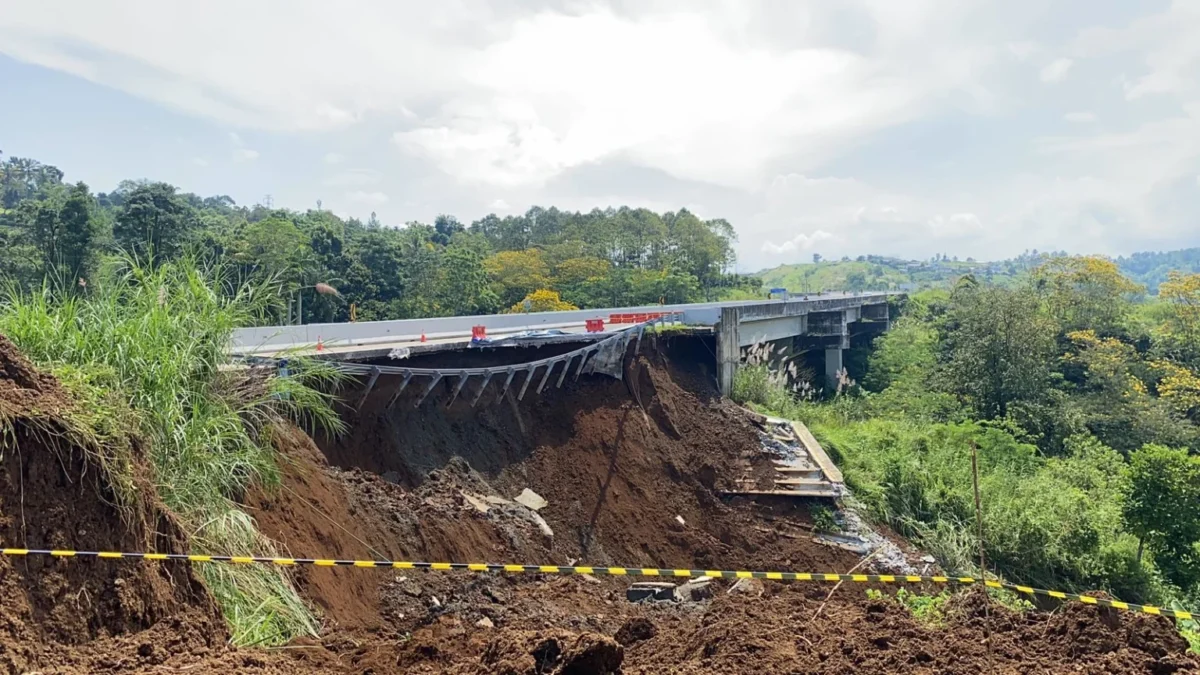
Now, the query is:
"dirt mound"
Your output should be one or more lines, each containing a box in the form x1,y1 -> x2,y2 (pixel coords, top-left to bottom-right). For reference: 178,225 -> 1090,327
611,584 -> 1198,674
0,335 -> 223,672
479,630 -> 623,675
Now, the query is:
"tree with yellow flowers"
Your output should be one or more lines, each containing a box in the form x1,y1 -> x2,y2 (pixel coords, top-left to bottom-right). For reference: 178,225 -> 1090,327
508,289 -> 578,314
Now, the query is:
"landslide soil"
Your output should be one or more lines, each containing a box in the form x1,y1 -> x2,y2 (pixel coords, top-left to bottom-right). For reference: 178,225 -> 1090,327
0,332 -> 1196,673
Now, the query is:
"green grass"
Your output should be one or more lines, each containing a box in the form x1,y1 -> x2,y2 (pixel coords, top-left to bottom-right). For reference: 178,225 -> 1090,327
865,588 -> 953,626
0,256 -> 345,646
809,505 -> 839,533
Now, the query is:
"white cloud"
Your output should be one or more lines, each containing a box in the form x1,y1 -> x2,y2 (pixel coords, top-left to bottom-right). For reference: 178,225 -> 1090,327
323,168 -> 381,187
489,198 -> 510,210
927,213 -> 984,237
347,190 -> 389,206
1073,1 -> 1200,100
0,1 -> 991,190
762,230 -> 835,255
1,1 -> 1198,267
1040,58 -> 1073,83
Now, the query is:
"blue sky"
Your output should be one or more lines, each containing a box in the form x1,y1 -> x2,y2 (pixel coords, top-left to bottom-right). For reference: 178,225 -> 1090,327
1,0 -> 1198,271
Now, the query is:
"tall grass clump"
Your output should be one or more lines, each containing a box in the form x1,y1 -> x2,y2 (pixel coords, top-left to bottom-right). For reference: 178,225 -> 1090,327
731,341 -> 817,415
0,256 -> 344,646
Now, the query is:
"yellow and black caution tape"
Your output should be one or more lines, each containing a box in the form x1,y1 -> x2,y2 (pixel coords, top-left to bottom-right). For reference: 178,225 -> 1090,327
2,548 -> 1192,621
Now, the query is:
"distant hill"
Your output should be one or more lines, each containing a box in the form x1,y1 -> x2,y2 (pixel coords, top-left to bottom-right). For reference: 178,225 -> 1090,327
756,254 -> 1029,293
1116,248 -> 1200,293
755,248 -> 1200,294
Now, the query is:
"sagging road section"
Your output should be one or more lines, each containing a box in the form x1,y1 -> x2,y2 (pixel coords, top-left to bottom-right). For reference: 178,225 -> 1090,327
229,292 -> 900,394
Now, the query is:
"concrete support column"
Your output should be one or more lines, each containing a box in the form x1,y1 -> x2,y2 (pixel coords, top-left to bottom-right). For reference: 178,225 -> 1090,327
825,346 -> 843,392
717,307 -> 740,396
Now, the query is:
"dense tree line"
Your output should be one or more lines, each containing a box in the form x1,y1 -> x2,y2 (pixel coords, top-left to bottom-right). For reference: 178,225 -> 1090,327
0,154 -> 755,324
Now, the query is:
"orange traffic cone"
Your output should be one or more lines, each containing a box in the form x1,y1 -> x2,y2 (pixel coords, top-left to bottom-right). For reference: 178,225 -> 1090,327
316,335 -> 324,352
420,332 -> 427,343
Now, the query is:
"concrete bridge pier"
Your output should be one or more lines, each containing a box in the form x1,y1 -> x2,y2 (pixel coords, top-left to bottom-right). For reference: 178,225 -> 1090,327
715,295 -> 893,397
717,307 -> 740,397
825,346 -> 844,392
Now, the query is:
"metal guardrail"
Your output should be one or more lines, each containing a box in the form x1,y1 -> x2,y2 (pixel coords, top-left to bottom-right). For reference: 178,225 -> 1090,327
325,320 -> 661,409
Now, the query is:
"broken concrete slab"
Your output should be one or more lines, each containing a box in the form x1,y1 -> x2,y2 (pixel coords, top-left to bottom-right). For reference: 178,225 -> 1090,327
626,582 -> 677,603
728,578 -> 764,597
514,488 -> 548,511
674,576 -> 714,602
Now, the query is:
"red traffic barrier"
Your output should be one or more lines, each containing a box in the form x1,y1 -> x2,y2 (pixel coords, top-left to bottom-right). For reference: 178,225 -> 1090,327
471,325 -> 487,340
585,319 -> 605,333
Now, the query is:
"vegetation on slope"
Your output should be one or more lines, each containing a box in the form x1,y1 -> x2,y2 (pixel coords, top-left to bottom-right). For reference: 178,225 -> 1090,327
0,257 -> 344,646
735,257 -> 1200,625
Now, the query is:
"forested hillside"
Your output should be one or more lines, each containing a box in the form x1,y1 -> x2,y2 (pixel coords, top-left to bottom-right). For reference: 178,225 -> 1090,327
759,248 -> 1200,295
737,256 -> 1200,634
757,251 -> 1066,293
0,154 -> 755,325
1118,249 -> 1200,293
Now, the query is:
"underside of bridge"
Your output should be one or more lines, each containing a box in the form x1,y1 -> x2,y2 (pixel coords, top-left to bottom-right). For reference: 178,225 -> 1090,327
716,298 -> 892,395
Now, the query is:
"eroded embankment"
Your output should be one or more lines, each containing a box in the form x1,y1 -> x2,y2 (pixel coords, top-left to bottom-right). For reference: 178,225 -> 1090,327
0,335 -> 231,673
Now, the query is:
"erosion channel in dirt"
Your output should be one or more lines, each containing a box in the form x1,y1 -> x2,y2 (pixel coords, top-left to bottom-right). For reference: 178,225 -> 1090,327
0,332 -> 1196,673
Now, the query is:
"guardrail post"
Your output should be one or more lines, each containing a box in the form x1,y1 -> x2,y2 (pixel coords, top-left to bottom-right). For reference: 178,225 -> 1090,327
356,366 -> 381,410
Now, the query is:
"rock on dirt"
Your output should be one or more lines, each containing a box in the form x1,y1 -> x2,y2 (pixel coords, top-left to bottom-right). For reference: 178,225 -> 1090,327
614,618 -> 658,647
479,630 -> 623,675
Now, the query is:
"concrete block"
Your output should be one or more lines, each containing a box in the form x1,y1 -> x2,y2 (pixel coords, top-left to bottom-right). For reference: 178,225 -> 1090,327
626,582 -> 677,603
